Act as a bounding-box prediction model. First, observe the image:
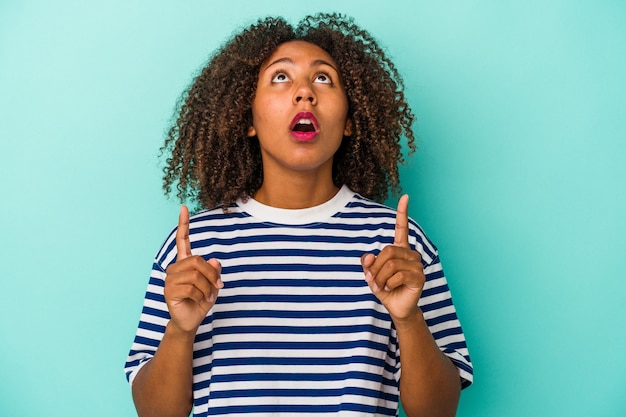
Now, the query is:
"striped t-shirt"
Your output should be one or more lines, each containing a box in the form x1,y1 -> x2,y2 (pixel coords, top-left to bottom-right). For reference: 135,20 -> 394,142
125,186 -> 472,416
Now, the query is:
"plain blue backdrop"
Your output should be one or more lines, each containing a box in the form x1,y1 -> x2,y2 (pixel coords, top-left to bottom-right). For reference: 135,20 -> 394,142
1,1 -> 625,416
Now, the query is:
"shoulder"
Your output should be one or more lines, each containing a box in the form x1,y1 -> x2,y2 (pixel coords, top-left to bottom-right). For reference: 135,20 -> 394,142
340,191 -> 398,218
153,204 -> 245,270
343,191 -> 439,264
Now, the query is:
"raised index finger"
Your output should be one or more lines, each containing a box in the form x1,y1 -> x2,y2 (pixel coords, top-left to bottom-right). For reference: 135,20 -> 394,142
176,205 -> 192,261
394,194 -> 410,248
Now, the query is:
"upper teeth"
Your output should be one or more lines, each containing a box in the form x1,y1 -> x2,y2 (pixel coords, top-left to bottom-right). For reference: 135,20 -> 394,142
297,119 -> 312,125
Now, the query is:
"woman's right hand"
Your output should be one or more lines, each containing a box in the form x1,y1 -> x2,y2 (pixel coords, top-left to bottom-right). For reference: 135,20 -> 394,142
164,205 -> 223,334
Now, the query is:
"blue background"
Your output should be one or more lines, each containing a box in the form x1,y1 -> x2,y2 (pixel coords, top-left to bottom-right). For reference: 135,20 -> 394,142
1,1 -> 625,416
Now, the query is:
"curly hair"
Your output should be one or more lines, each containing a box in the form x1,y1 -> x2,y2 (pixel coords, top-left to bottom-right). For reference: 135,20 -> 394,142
161,13 -> 416,211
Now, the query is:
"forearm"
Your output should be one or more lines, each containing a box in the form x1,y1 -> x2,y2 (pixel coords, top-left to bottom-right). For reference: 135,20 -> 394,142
395,309 -> 461,417
132,322 -> 196,417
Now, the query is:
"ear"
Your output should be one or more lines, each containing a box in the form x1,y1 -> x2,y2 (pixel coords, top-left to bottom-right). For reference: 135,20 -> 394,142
343,118 -> 353,137
247,126 -> 257,137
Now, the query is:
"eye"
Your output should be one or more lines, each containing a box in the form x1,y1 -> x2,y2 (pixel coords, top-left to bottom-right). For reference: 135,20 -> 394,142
314,73 -> 332,84
271,71 -> 290,83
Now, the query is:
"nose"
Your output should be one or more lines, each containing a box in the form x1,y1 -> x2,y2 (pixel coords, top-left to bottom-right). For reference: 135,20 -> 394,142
293,82 -> 317,105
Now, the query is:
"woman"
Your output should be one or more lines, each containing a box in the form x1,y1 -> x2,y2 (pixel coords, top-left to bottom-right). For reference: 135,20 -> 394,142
125,13 -> 472,417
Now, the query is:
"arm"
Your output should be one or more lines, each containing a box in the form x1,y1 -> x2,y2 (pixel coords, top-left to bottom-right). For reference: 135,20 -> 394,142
132,323 -> 196,417
393,310 -> 461,417
362,195 -> 462,417
132,206 -> 223,417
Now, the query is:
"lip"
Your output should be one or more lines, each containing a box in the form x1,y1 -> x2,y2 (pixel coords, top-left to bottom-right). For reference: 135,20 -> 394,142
290,112 -> 319,142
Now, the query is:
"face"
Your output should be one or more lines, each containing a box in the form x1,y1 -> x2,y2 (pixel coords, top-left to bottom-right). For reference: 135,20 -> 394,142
248,40 -> 352,180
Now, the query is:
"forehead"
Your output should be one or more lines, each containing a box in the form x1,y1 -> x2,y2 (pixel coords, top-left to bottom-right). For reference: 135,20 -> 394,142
261,40 -> 338,70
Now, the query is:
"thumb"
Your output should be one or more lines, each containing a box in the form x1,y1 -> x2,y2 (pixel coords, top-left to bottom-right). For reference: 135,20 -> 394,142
361,253 -> 376,282
361,253 -> 375,269
207,258 -> 224,289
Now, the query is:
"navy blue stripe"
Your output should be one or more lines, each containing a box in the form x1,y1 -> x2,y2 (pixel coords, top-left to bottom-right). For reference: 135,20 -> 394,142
205,403 -> 396,416
443,341 -> 470,352
212,248 -> 368,261
348,197 -> 391,210
425,312 -> 459,327
212,339 -> 388,352
194,329 -> 215,345
224,263 -> 363,274
334,211 -> 397,219
148,276 -> 164,287
211,324 -> 390,337
211,355 -> 386,368
226,278 -> 366,288
191,210 -> 248,223
138,320 -> 165,334
216,293 -> 377,304
124,355 -> 149,376
423,268 -> 445,283
421,298 -> 453,313
192,233 -> 393,250
383,360 -> 399,376
208,370 -> 393,385
157,237 -> 177,265
145,291 -> 165,303
433,326 -> 464,340
451,358 -> 473,375
207,386 -> 397,401
133,335 -> 160,348
421,283 -> 449,298
200,333 -> 394,370
214,308 -> 390,321
127,349 -> 152,359
191,221 -> 399,235
193,361 -> 214,376
192,367 -> 396,393
141,306 -> 170,320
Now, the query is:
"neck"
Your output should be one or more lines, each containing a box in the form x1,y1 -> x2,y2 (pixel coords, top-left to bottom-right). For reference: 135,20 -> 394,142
254,172 -> 340,209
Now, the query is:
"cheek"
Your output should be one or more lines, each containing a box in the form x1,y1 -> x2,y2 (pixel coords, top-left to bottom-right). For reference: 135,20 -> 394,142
251,96 -> 278,125
330,97 -> 350,130
328,93 -> 349,117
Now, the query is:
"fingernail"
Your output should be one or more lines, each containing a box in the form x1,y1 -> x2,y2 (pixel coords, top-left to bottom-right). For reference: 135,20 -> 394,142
364,271 -> 373,282
372,282 -> 379,292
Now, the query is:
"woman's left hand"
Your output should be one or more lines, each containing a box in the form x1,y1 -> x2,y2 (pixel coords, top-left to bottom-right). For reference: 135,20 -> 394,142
361,195 -> 425,323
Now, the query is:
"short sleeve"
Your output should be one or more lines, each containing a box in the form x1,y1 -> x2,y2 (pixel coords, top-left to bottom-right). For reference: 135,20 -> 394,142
123,262 -> 170,386
419,255 -> 473,388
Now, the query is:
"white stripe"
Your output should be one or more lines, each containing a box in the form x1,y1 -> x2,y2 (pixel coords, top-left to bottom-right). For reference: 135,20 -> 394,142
209,301 -> 387,312
207,332 -> 391,345
208,316 -> 391,329
200,378 -> 394,394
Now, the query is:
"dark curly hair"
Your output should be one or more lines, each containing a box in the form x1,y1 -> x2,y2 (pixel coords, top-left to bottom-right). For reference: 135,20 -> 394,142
161,13 -> 416,211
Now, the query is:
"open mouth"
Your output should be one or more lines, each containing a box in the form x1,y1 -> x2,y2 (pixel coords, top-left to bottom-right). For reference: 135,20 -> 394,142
290,112 -> 319,132
290,112 -> 319,142
292,118 -> 316,133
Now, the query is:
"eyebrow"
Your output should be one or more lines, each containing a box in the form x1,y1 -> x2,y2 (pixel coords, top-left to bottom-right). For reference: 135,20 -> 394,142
263,57 -> 339,72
